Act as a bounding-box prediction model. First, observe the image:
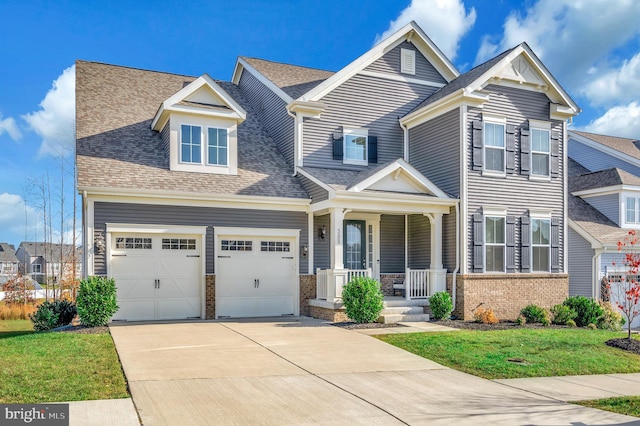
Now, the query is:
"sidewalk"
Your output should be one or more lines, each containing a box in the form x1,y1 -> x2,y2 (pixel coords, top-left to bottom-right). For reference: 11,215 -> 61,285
65,398 -> 139,425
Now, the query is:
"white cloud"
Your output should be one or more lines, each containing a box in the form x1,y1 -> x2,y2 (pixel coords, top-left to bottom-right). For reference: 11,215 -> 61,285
0,114 -> 22,141
582,52 -> 640,107
0,192 -> 38,240
22,65 -> 75,158
475,0 -> 640,88
374,0 -> 476,60
583,102 -> 640,139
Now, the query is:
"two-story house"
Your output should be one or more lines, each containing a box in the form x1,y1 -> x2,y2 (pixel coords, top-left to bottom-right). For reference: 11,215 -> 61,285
16,242 -> 82,285
567,131 -> 640,318
0,243 -> 19,284
77,21 -> 578,322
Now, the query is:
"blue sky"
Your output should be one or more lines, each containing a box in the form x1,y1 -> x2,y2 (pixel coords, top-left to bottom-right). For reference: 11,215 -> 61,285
1,0 -> 639,248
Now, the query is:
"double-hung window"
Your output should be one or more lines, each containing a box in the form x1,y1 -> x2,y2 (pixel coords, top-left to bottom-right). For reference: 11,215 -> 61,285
485,216 -> 505,272
207,128 -> 228,166
627,197 -> 638,224
343,128 -> 368,165
531,218 -> 550,271
32,264 -> 42,274
181,124 -> 202,164
531,128 -> 550,176
484,122 -> 505,173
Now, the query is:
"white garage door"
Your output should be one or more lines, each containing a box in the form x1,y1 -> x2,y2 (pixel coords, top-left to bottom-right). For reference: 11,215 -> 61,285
110,233 -> 202,321
216,236 -> 297,318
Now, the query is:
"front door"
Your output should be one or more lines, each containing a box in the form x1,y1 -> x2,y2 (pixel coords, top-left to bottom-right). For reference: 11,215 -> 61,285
344,220 -> 366,270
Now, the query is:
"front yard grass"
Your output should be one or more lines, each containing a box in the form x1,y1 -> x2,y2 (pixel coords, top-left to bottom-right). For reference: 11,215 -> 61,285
0,321 -> 129,403
576,396 -> 640,418
376,328 -> 640,379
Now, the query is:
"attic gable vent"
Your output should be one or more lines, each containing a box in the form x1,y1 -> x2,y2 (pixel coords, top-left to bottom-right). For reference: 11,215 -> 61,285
401,48 -> 416,75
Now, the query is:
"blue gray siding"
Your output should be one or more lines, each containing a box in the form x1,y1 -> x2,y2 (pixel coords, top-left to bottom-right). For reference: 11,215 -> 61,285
237,70 -> 295,167
569,139 -> 640,176
313,214 -> 330,270
364,41 -> 447,84
408,215 -> 430,269
466,84 -> 565,272
443,206 -> 457,272
601,252 -> 626,278
380,214 -> 405,273
583,193 -> 620,225
302,74 -> 437,170
568,227 -> 595,297
408,108 -> 460,196
93,202 -> 309,275
297,174 -> 328,203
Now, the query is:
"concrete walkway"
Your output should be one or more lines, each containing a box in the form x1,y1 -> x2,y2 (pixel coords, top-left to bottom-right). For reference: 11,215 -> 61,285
65,398 -> 139,425
109,318 -> 639,425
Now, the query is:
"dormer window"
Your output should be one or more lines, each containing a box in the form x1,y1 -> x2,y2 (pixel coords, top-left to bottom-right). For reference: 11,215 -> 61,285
207,128 -> 228,166
181,125 -> 202,164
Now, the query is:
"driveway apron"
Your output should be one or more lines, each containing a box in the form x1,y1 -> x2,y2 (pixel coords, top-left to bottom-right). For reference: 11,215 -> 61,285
110,318 -> 636,425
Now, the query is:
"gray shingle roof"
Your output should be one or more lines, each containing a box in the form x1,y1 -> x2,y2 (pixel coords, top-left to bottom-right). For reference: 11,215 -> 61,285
572,130 -> 640,161
241,57 -> 334,99
76,61 -> 308,199
567,157 -> 591,177
18,242 -> 82,263
570,168 -> 640,193
0,243 -> 18,263
405,47 -> 516,116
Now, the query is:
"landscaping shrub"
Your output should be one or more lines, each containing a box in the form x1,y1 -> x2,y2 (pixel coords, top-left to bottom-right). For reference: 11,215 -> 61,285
429,291 -> 453,320
473,307 -> 498,324
76,276 -> 119,327
563,296 -> 604,327
598,301 -> 624,331
550,304 -> 577,325
567,319 -> 576,327
29,300 -> 77,331
515,314 -> 526,326
341,276 -> 384,323
520,304 -> 549,324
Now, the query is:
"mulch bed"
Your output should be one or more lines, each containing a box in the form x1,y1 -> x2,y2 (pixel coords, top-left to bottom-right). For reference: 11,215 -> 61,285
331,322 -> 405,330
606,338 -> 640,356
432,319 -> 567,331
55,325 -> 109,334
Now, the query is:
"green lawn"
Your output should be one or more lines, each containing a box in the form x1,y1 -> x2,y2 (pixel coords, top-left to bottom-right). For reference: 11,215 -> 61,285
0,320 -> 129,403
376,328 -> 640,379
576,396 -> 640,417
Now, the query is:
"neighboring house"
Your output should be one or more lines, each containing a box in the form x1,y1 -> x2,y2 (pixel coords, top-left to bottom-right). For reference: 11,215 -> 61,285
15,242 -> 82,285
567,131 -> 640,303
0,243 -> 19,285
77,21 -> 578,322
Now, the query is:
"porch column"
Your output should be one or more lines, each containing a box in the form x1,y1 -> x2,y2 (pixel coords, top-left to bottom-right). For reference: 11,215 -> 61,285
430,213 -> 443,270
330,208 -> 345,270
426,212 -> 446,294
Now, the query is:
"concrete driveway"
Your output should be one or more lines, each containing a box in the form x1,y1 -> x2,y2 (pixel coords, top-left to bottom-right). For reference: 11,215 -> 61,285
110,318 -> 636,425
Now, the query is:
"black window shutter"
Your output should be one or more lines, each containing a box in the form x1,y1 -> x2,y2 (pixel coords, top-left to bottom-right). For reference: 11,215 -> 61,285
551,217 -> 561,272
521,216 -> 531,272
368,136 -> 378,164
473,213 -> 484,272
506,215 -> 516,272
472,120 -> 483,171
332,133 -> 343,161
506,125 -> 516,174
520,127 -> 530,175
550,131 -> 560,178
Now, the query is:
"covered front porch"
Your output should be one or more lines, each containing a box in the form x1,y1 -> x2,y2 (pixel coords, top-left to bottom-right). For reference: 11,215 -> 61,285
313,208 -> 449,303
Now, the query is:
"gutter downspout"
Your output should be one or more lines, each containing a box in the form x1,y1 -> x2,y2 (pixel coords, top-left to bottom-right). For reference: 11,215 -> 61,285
82,190 -> 88,279
286,108 -> 300,176
452,201 -> 460,312
400,121 -> 409,162
593,247 -> 605,300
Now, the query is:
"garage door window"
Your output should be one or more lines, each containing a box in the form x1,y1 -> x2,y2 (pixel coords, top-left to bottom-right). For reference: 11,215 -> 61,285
221,240 -> 252,251
115,237 -> 152,249
261,241 -> 290,252
162,238 -> 196,250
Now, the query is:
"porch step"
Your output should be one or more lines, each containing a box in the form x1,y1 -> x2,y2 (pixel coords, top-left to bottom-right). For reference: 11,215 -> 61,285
378,313 -> 431,324
379,306 -> 425,316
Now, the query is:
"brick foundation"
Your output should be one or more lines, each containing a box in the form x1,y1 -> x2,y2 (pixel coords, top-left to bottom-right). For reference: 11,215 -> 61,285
205,275 -> 215,319
379,273 -> 405,297
299,275 -> 316,317
448,273 -> 569,320
308,305 -> 350,322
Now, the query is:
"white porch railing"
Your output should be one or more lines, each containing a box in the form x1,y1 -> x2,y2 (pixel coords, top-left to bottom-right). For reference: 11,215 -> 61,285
316,268 -> 372,301
404,268 -> 448,300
